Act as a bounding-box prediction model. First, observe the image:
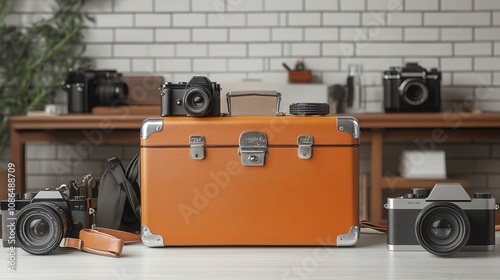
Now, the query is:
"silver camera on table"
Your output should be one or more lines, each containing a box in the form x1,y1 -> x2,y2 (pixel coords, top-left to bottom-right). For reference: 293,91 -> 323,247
385,183 -> 497,256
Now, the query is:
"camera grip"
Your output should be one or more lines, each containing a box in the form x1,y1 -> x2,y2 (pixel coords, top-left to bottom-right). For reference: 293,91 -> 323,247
225,90 -> 284,116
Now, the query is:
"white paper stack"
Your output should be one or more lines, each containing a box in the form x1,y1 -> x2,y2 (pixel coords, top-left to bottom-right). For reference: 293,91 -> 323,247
399,150 -> 447,179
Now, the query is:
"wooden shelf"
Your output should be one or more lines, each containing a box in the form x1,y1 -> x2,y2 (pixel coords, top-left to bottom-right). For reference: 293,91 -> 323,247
380,177 -> 470,189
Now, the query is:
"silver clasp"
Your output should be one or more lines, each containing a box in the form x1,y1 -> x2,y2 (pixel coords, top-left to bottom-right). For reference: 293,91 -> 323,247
297,135 -> 313,160
238,131 -> 268,166
190,135 -> 206,160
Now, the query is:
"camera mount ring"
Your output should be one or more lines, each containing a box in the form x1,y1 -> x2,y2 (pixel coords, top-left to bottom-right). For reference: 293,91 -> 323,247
398,78 -> 429,106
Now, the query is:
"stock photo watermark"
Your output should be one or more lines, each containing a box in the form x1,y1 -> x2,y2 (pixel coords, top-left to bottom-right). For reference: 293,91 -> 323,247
282,235 -> 336,280
5,163 -> 17,272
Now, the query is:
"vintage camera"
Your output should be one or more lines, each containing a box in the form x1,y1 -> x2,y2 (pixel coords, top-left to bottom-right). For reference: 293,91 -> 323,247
383,63 -> 441,113
64,68 -> 129,113
160,76 -> 221,117
1,189 -> 91,255
386,183 -> 496,256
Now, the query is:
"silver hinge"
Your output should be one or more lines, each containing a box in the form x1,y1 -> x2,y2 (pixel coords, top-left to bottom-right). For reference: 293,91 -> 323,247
190,135 -> 205,160
238,131 -> 268,166
297,135 -> 313,160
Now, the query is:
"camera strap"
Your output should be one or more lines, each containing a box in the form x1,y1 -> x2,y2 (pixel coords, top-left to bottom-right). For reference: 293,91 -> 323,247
96,156 -> 141,232
62,227 -> 140,257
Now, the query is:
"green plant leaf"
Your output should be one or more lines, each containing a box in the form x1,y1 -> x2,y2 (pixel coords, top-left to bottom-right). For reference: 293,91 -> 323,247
0,0 -> 94,155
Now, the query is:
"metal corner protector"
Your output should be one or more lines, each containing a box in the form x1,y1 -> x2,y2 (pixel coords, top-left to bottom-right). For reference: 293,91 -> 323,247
140,118 -> 163,140
141,226 -> 164,247
337,116 -> 360,139
336,226 -> 359,246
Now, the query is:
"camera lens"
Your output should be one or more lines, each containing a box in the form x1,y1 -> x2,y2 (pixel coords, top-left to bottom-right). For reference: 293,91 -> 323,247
183,87 -> 213,117
16,203 -> 69,255
430,218 -> 453,239
399,78 -> 429,106
27,218 -> 50,239
415,202 -> 470,256
94,81 -> 128,106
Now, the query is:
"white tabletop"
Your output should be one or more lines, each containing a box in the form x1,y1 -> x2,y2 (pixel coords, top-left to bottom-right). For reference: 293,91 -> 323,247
1,229 -> 499,279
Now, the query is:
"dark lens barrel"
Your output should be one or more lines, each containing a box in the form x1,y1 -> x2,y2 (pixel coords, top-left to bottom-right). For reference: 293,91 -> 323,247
406,85 -> 424,102
16,203 -> 68,255
399,79 -> 429,106
94,81 -> 129,106
183,87 -> 213,117
415,202 -> 470,256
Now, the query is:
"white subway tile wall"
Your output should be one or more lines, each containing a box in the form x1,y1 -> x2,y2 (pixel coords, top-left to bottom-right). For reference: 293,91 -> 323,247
6,0 -> 500,191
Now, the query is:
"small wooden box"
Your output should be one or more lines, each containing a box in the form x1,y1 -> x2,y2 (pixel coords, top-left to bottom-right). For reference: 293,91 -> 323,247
288,70 -> 312,83
123,76 -> 165,105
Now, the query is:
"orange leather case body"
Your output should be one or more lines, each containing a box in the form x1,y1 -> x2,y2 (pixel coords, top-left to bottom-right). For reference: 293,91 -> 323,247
140,116 -> 360,247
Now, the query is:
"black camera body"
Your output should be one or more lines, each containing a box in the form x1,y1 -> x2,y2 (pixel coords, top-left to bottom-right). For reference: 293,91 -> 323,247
386,183 -> 496,256
64,68 -> 129,113
383,63 -> 441,113
160,76 -> 221,117
1,190 -> 90,255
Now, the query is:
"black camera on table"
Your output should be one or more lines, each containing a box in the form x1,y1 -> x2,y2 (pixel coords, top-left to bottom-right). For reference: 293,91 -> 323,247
386,183 -> 496,256
383,63 -> 441,113
1,189 -> 91,255
160,76 -> 221,117
64,68 -> 129,113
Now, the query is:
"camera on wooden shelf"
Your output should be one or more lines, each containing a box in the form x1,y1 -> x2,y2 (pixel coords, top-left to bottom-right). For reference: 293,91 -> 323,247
383,63 -> 441,113
64,68 -> 129,113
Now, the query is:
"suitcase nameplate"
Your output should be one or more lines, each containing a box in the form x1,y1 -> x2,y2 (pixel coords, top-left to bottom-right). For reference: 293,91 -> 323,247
189,135 -> 206,160
238,131 -> 268,166
297,135 -> 313,160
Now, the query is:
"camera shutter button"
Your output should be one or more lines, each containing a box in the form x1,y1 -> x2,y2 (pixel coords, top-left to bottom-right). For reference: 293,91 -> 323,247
474,193 -> 491,199
412,188 -> 428,198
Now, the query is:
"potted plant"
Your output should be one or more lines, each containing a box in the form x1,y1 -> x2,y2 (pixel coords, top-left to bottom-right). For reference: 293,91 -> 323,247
0,0 -> 93,155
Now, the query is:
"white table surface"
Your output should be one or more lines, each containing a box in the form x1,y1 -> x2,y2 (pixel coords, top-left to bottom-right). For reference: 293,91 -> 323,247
1,229 -> 499,279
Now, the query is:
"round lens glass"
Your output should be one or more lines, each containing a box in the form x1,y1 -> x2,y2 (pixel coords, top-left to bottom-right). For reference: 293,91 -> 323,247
406,85 -> 424,102
28,218 -> 50,240
430,218 -> 453,240
192,96 -> 204,107
183,87 -> 212,117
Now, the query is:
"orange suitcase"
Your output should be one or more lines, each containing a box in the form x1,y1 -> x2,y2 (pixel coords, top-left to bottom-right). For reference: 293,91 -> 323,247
140,98 -> 360,247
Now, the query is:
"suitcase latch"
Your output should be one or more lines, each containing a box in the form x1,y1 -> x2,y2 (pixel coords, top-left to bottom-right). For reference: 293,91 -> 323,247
298,135 -> 313,160
190,135 -> 205,160
238,131 -> 268,166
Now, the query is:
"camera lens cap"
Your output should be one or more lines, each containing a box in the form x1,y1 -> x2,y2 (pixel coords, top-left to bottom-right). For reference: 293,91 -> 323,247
473,193 -> 491,199
289,103 -> 330,116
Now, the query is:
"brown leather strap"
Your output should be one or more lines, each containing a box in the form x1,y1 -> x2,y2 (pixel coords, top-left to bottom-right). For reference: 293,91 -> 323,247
360,220 -> 387,233
62,227 -> 140,257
